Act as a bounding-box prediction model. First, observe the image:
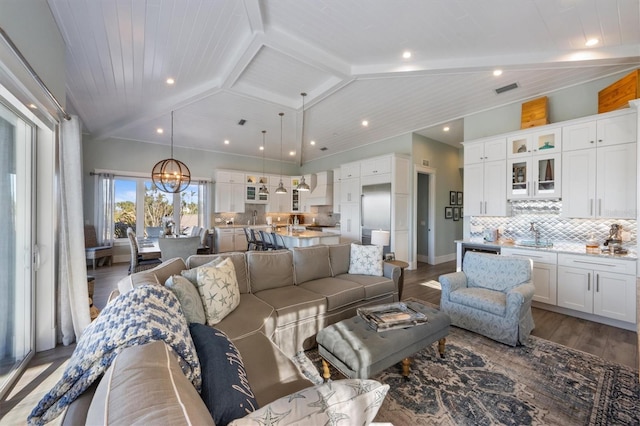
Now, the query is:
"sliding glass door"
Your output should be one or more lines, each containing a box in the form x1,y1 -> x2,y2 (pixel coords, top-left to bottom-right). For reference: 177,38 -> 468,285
0,101 -> 35,398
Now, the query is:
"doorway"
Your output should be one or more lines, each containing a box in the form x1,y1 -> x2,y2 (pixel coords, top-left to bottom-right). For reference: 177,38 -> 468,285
412,165 -> 436,266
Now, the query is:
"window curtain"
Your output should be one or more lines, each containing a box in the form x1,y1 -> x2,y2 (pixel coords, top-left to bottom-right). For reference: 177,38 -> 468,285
58,116 -> 90,345
94,172 -> 114,244
198,180 -> 210,229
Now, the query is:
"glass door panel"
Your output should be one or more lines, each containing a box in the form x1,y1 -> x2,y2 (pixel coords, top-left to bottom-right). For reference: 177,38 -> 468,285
0,101 -> 34,398
533,153 -> 561,198
508,159 -> 529,199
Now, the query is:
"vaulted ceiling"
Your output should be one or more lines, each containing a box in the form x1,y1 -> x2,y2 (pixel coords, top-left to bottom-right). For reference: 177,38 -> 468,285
47,0 -> 640,165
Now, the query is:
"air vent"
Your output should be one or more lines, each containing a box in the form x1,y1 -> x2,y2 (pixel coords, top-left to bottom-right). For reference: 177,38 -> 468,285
320,147 -> 328,151
237,119 -> 246,125
495,82 -> 519,94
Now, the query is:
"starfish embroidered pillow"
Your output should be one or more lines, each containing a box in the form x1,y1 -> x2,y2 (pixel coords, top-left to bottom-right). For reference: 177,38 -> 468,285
196,258 -> 241,325
348,243 -> 383,276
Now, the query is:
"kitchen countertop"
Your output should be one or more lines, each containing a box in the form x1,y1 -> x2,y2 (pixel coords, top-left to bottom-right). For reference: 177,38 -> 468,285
456,239 -> 638,261
275,229 -> 336,239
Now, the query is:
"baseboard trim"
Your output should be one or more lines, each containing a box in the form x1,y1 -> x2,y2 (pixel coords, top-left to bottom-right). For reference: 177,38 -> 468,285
532,301 -> 637,332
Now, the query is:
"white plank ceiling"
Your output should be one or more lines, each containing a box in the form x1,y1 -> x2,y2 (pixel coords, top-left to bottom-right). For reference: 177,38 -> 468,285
46,0 -> 640,165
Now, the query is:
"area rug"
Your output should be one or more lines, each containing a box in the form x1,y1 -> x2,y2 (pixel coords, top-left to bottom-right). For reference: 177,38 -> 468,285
295,326 -> 640,425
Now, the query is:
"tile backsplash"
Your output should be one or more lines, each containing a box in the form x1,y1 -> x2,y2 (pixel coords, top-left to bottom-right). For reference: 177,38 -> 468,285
469,200 -> 637,251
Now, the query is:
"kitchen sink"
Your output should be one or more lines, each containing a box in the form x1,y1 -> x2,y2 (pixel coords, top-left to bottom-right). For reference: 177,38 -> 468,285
515,240 -> 553,248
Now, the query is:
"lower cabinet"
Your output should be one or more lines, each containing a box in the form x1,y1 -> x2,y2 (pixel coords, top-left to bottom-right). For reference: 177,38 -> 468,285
215,227 -> 248,253
502,248 -> 557,305
557,253 -> 636,323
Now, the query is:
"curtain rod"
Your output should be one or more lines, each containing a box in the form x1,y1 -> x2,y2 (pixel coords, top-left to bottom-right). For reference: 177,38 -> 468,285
0,26 -> 71,121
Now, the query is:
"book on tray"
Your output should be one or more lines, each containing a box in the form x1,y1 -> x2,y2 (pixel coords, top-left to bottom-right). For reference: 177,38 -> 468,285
357,302 -> 428,332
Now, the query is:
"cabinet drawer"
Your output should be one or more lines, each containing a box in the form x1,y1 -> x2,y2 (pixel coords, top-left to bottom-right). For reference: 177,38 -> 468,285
558,253 -> 636,275
502,248 -> 557,264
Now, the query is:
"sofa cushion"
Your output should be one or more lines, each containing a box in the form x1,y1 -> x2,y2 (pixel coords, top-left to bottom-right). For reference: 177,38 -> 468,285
197,258 -> 241,325
229,379 -> 389,426
165,275 -> 206,324
188,253 -> 250,294
117,270 -> 160,294
232,332 -> 312,407
299,277 -> 365,311
247,250 -> 294,292
86,341 -> 214,426
292,245 -> 332,284
336,273 -> 396,299
189,324 -> 258,425
329,243 -> 351,276
254,286 -> 326,327
463,251 -> 531,292
181,257 -> 224,286
348,243 -> 383,276
449,287 -> 507,316
215,294 -> 276,341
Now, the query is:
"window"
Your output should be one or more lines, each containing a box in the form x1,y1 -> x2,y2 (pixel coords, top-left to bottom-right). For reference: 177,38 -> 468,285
109,176 -> 208,240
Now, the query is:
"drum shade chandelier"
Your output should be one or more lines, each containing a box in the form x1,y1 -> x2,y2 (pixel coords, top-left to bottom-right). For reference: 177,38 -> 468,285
152,111 -> 191,193
295,92 -> 310,191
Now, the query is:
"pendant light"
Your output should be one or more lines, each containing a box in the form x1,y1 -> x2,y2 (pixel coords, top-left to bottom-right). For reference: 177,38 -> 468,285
151,111 -> 191,193
258,130 -> 269,196
275,112 -> 288,195
296,92 -> 310,191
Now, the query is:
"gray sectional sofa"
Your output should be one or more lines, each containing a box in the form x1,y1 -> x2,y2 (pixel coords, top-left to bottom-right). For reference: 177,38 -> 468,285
61,243 -> 400,424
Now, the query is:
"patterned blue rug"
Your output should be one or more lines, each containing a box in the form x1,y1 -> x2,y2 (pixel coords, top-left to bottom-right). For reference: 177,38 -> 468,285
298,326 -> 640,425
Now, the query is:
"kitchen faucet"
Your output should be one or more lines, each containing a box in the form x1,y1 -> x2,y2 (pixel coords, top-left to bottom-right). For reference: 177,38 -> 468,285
252,210 -> 257,225
529,222 -> 540,245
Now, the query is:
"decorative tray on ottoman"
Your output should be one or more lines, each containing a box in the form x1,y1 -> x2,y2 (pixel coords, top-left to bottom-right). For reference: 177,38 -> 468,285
357,302 -> 428,332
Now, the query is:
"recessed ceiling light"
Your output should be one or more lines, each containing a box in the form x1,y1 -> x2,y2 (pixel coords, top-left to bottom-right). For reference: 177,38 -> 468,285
493,69 -> 503,77
166,77 -> 175,85
224,140 -> 230,145
156,128 -> 164,134
28,103 -> 37,109
443,126 -> 450,132
310,140 -> 316,145
259,146 -> 264,151
585,38 -> 599,47
289,151 -> 295,156
402,51 -> 411,59
362,120 -> 369,127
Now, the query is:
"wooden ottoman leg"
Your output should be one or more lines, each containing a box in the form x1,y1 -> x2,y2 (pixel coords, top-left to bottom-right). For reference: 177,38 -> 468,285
321,359 -> 331,382
438,337 -> 446,358
402,357 -> 411,380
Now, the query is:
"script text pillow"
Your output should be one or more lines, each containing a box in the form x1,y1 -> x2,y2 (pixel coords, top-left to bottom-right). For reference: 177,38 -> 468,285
196,258 -> 241,325
165,275 -> 206,324
348,243 -> 383,276
229,379 -> 388,426
189,324 -> 258,425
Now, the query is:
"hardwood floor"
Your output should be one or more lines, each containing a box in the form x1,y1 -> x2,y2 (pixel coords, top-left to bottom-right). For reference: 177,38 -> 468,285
1,260 -> 637,424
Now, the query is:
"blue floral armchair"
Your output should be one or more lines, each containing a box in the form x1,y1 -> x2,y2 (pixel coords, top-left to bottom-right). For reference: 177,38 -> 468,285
439,251 -> 535,346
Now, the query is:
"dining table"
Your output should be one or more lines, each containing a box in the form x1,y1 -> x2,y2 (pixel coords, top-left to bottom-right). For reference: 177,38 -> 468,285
138,239 -> 210,260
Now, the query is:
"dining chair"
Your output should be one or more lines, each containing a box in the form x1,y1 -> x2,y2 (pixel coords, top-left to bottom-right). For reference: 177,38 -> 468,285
127,227 -> 162,274
158,236 -> 201,261
198,228 -> 211,254
84,225 -> 113,270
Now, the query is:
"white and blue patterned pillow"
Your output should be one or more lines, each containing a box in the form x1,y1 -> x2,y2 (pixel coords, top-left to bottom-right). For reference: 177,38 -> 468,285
181,258 -> 224,286
165,275 -> 206,324
348,244 -> 383,276
229,379 -> 388,426
196,258 -> 241,325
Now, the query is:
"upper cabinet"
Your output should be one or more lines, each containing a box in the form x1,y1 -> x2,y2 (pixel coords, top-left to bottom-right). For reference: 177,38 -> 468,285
464,137 -> 506,165
561,111 -> 637,219
361,156 -> 392,184
214,170 -> 245,213
463,137 -> 508,216
507,127 -> 561,158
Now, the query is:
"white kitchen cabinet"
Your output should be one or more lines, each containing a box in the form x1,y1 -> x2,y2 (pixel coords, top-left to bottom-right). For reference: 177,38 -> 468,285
234,228 -> 247,251
340,176 -> 361,203
507,127 -> 561,158
341,162 -> 360,179
507,152 -> 561,200
332,168 -> 341,213
562,139 -> 636,219
562,112 -> 637,152
464,160 -> 507,216
557,253 -> 636,323
215,170 -> 246,213
464,137 -> 506,165
291,175 -> 311,212
245,174 -> 269,204
361,156 -> 392,185
340,202 -> 360,241
215,228 -> 235,253
501,248 -> 557,305
266,175 -> 291,213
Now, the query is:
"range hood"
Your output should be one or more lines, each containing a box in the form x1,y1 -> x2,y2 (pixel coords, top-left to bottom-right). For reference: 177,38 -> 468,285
307,171 -> 333,206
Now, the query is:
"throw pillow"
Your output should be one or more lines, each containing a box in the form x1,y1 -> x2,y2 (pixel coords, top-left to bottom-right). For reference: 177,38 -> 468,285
348,243 -> 383,276
196,258 -> 241,325
189,324 -> 258,426
229,379 -> 389,426
181,257 -> 224,285
165,275 -> 206,324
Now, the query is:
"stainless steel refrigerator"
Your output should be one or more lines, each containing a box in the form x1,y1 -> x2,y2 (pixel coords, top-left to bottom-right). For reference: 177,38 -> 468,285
361,183 -> 391,253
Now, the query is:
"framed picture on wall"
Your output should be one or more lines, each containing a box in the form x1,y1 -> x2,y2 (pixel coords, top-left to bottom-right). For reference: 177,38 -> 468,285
457,192 -> 463,205
453,207 -> 460,221
450,191 -> 457,205
445,206 -> 453,219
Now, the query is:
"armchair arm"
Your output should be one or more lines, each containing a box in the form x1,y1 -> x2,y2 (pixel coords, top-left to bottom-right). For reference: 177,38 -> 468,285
383,262 -> 401,291
439,272 -> 468,300
505,281 -> 535,317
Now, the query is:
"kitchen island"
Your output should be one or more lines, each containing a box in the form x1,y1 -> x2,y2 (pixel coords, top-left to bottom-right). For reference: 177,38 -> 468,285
275,229 -> 340,248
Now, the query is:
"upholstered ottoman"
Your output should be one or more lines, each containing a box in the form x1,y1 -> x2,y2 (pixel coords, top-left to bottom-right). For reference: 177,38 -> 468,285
316,301 -> 450,380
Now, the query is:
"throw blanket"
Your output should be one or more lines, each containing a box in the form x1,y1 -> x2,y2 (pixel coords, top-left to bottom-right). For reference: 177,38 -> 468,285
28,285 -> 201,425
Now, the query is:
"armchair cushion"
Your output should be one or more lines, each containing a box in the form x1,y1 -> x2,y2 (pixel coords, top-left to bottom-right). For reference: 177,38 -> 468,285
463,252 -> 531,291
449,287 -> 507,316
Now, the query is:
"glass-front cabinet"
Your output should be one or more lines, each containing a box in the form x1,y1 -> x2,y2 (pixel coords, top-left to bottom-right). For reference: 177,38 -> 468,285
508,152 -> 561,200
507,127 -> 561,158
245,174 -> 269,203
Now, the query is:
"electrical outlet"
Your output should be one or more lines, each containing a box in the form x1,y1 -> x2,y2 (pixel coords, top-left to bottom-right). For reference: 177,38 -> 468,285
622,231 -> 631,242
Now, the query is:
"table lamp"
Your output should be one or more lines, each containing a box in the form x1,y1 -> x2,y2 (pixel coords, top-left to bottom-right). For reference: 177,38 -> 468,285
371,230 -> 390,258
